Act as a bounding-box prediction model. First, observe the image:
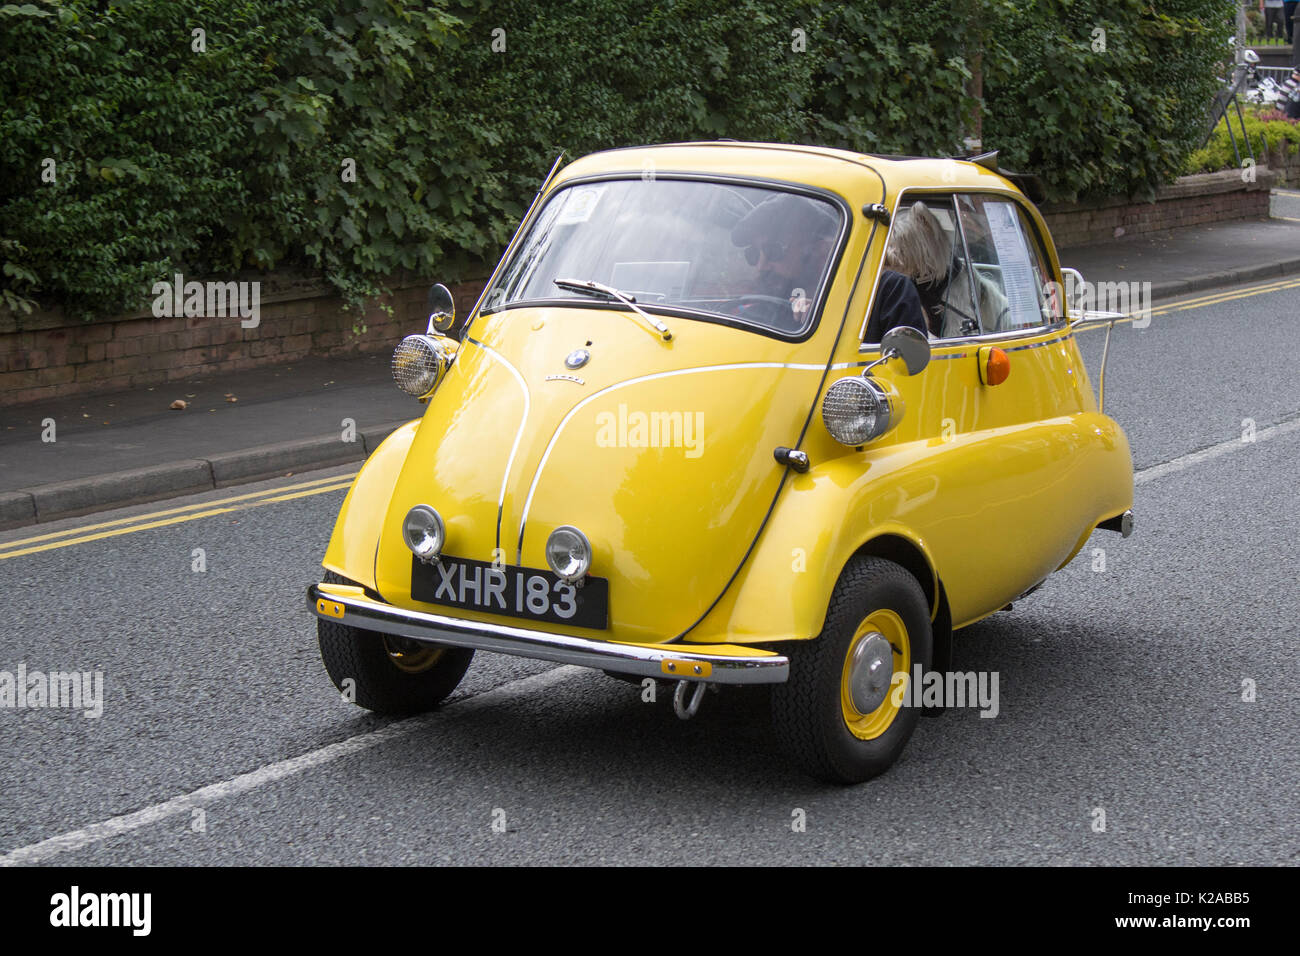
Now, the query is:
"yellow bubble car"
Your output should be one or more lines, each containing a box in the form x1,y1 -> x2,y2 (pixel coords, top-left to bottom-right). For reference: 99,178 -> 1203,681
308,142 -> 1134,783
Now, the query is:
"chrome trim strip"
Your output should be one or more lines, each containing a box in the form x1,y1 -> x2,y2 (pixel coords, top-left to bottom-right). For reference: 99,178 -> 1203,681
307,584 -> 789,685
1002,334 -> 1070,353
903,334 -> 1065,367
465,335 -> 530,555
514,362 -> 823,564
860,320 -> 1071,353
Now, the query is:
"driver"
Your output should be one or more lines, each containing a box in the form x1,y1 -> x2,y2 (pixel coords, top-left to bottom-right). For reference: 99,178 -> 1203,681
731,194 -> 839,328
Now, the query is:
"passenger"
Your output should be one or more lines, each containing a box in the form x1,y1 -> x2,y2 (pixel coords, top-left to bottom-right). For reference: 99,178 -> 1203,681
862,269 -> 928,345
885,201 -> 1009,337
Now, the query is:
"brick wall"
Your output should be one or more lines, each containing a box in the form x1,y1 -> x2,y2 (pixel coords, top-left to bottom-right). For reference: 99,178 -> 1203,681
1260,142 -> 1300,185
1042,169 -> 1275,248
0,168 -> 1281,407
0,276 -> 486,407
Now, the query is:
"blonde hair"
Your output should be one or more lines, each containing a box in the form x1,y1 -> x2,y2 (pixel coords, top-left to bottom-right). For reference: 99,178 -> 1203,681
883,201 -> 951,286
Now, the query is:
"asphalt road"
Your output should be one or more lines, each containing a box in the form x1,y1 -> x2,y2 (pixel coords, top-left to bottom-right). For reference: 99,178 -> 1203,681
0,278 -> 1297,866
1270,186 -> 1300,223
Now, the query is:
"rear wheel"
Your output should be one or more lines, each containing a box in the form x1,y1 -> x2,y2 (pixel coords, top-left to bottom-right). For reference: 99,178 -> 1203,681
317,571 -> 474,715
771,556 -> 932,783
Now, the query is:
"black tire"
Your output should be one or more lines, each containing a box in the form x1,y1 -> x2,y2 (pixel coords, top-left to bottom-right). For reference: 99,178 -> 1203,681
771,556 -> 933,784
317,571 -> 474,715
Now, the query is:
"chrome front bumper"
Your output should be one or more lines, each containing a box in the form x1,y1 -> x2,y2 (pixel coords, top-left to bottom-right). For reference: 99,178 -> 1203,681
307,583 -> 789,685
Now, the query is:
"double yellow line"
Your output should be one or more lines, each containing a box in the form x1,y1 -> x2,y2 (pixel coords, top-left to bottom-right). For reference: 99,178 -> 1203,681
1149,274 -> 1300,317
0,472 -> 355,560
1071,274 -> 1300,330
2,273 -> 1296,562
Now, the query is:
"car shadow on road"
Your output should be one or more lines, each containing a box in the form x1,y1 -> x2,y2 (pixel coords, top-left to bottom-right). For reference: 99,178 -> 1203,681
331,604 -> 1240,801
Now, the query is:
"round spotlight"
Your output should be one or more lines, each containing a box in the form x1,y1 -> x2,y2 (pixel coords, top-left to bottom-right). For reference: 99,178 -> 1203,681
403,505 -> 445,562
392,335 -> 447,397
545,526 -> 591,583
821,376 -> 898,446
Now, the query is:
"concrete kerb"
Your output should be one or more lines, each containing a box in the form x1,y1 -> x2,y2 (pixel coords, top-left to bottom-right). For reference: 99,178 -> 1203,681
0,491 -> 37,529
1148,256 -> 1300,302
26,458 -> 213,524
206,435 -> 365,487
1,419 -> 411,531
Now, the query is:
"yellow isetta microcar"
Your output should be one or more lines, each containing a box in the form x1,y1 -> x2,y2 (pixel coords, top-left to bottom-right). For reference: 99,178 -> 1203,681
308,143 -> 1134,783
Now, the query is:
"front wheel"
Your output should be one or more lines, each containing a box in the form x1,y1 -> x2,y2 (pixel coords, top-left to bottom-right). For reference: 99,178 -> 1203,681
317,571 -> 474,715
771,556 -> 933,783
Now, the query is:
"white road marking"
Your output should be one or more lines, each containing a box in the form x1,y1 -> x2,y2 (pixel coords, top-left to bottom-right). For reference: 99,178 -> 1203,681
0,665 -> 581,866
1135,413 -> 1300,486
6,413 -> 1298,865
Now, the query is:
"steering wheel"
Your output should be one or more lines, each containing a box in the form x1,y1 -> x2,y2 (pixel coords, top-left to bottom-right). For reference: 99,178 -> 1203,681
725,294 -> 796,326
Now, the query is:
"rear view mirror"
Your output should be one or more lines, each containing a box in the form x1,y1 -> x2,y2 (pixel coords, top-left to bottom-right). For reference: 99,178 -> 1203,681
426,283 -> 457,335
879,326 -> 931,376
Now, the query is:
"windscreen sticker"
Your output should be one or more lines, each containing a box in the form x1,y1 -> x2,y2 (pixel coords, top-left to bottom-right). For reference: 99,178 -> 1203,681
556,186 -> 604,225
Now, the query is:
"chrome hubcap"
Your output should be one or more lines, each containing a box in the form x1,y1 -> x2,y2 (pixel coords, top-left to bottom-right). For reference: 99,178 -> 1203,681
848,631 -> 894,714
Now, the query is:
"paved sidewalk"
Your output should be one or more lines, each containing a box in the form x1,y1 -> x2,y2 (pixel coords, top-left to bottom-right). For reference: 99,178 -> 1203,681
0,353 -> 415,527
1058,214 -> 1300,299
4,204 -> 1300,529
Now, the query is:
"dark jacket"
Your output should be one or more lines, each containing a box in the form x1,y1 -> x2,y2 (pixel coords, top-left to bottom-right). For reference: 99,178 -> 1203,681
863,269 -> 929,344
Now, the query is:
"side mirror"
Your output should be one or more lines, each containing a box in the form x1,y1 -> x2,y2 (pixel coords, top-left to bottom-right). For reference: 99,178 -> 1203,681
426,283 -> 457,335
878,326 -> 931,376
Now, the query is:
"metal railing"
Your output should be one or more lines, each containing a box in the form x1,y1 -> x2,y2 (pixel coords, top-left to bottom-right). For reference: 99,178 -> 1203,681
1205,59 -> 1257,166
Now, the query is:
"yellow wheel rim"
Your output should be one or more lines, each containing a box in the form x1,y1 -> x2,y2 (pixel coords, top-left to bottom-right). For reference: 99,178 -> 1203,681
382,636 -> 445,674
840,609 -> 911,740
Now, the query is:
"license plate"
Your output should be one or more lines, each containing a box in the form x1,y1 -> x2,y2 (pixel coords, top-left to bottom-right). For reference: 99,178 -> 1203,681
410,555 -> 608,629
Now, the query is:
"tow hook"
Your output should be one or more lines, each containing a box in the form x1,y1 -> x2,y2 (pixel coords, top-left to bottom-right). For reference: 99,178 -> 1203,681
672,680 -> 709,720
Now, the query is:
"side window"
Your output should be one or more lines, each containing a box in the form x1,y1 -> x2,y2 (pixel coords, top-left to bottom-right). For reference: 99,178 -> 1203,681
954,195 -> 1057,333
878,196 -> 982,339
1017,207 -> 1064,325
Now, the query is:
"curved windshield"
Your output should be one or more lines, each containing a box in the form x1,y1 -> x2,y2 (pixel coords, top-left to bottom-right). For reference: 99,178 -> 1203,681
484,178 -> 843,335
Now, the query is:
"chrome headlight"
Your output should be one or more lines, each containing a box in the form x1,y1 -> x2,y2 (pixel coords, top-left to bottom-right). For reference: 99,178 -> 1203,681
545,526 -> 591,584
403,505 -> 445,562
822,376 -> 901,446
392,335 -> 447,397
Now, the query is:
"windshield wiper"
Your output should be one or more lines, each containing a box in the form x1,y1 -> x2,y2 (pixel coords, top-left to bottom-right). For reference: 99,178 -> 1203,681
553,278 -> 673,342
